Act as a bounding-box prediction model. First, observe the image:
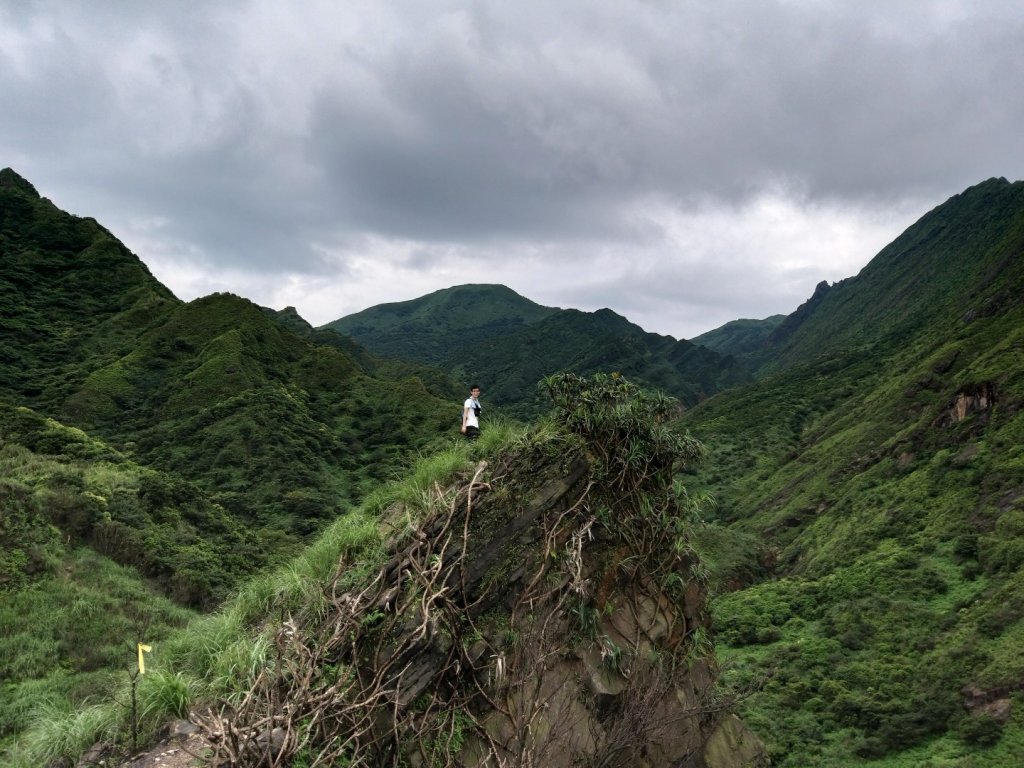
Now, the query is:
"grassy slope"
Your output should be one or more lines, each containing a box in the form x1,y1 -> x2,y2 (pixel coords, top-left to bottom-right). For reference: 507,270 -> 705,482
683,178 -> 1024,766
1,421 -> 526,766
0,414 -> 205,756
0,170 -> 470,756
4,378 -> 717,767
1,405 -> 264,607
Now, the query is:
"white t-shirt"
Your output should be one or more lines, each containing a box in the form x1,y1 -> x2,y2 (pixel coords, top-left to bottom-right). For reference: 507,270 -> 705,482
463,397 -> 480,428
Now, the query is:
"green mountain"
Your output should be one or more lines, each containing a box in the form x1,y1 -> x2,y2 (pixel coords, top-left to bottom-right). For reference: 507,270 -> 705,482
682,177 -> 1024,765
0,168 -> 465,760
690,315 -> 786,364
326,283 -> 559,364
1,167 -> 457,570
759,177 -> 1024,373
461,306 -> 751,412
327,284 -> 751,415
0,168 -> 179,409
7,164 -> 1024,767
264,304 -> 462,401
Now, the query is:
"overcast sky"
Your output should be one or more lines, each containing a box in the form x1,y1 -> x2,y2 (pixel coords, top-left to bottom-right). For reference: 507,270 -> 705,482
3,1 -> 1023,339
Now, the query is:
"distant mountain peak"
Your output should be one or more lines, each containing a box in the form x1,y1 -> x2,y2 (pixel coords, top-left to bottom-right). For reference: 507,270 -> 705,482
0,168 -> 40,197
964,176 -> 1012,192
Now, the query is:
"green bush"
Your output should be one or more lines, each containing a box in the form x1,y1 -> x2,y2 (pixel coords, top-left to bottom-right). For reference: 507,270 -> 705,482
956,712 -> 1004,747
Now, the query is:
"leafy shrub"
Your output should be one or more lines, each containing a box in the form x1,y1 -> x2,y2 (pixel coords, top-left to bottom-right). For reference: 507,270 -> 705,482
955,712 -> 1004,746
977,603 -> 1022,638
979,508 -> 1024,573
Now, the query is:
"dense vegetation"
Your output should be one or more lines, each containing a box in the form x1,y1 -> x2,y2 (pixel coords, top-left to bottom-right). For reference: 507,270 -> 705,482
5,166 -> 1024,767
0,407 -> 203,756
683,177 -> 1024,766
4,377 -> 725,767
1,168 -> 461,571
0,168 -> 465,758
66,291 -> 456,536
326,283 -> 750,416
0,418 -> 519,766
1,403 -> 261,605
0,168 -> 179,410
690,315 -> 785,367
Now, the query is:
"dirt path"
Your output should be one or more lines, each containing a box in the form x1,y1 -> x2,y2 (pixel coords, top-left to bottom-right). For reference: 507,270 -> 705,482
113,721 -> 211,768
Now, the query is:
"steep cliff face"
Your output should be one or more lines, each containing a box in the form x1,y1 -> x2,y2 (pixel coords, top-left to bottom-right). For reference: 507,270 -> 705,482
192,378 -> 766,767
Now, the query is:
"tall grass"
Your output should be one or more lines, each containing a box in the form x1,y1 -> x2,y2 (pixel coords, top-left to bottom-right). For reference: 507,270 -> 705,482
4,420 -> 536,765
0,546 -> 194,762
167,417 -> 530,695
138,670 -> 201,725
7,700 -> 120,768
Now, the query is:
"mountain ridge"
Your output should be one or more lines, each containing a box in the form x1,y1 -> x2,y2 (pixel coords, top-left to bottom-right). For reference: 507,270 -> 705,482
756,177 -> 1024,371
5,166 -> 1024,766
680,174 -> 1024,765
1,167 -> 180,409
326,283 -> 751,414
1,168 -> 457,565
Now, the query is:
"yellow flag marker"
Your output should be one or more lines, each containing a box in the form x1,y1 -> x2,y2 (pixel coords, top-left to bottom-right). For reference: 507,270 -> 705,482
137,643 -> 152,675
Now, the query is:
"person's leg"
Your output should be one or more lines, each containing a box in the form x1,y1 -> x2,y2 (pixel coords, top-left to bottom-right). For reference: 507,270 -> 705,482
465,426 -> 480,440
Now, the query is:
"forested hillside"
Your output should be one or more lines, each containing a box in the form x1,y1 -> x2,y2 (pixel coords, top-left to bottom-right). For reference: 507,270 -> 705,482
0,168 -> 179,408
1,168 -> 458,564
683,178 -> 1024,766
0,168 -> 459,761
690,315 -> 785,368
5,167 -> 1024,767
327,284 -> 751,416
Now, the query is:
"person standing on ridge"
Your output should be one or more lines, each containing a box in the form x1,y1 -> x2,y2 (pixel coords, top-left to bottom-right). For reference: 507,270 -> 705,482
461,384 -> 482,439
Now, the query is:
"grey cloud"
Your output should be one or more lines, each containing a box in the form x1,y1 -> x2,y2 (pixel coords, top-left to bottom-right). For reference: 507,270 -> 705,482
2,1 -> 1023,335
555,255 -> 823,341
299,0 -> 1024,246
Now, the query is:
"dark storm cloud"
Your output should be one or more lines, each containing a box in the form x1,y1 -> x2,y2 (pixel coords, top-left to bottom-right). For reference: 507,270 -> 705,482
0,0 -> 335,272
300,0 -> 1024,245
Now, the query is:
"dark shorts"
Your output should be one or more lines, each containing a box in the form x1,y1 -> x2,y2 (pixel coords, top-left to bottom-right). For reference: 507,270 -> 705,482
465,426 -> 480,440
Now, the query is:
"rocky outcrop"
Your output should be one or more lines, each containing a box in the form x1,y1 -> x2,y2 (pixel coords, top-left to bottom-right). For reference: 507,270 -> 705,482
939,382 -> 997,426
962,680 -> 1024,723
705,715 -> 770,768
194,441 -> 766,767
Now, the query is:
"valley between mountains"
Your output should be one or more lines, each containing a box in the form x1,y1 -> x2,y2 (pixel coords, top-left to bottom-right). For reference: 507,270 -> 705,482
3,168 -> 1024,766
